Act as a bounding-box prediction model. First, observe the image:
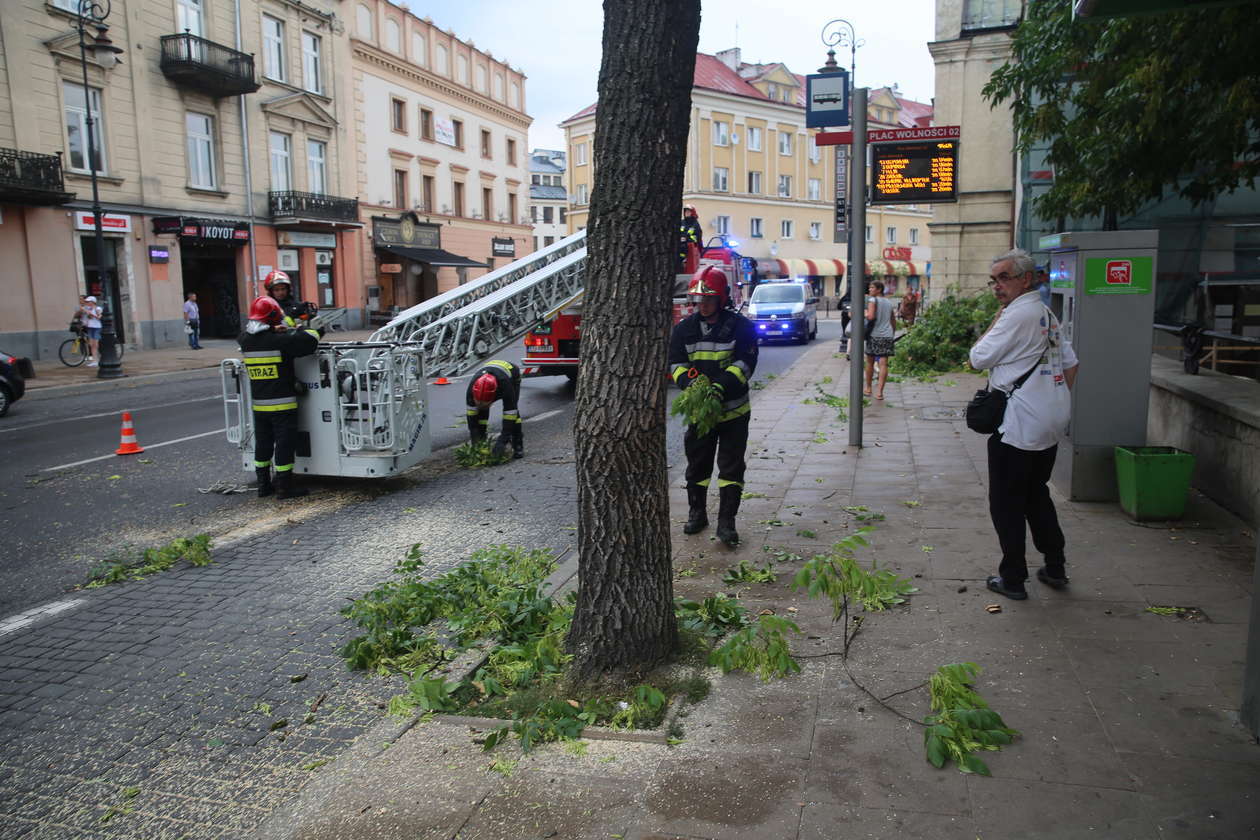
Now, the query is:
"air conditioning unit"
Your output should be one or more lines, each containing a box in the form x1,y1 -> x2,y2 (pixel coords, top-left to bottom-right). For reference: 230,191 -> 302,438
315,250 -> 333,266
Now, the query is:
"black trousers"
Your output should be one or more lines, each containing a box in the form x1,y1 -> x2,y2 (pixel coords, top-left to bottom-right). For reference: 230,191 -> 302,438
254,409 -> 299,470
684,413 -> 750,490
987,434 -> 1066,584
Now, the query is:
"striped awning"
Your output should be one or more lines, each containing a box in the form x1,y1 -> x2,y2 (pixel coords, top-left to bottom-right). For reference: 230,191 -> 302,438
765,258 -> 845,277
864,259 -> 917,276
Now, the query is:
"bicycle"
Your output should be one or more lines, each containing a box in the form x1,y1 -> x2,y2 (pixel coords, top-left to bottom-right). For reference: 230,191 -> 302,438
59,324 -> 124,367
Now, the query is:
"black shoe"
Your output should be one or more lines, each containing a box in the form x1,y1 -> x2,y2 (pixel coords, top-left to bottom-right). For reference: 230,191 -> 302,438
683,512 -> 708,535
716,520 -> 740,547
512,444 -> 524,460
986,575 -> 1028,600
255,468 -> 274,498
275,472 -> 309,500
1036,567 -> 1069,589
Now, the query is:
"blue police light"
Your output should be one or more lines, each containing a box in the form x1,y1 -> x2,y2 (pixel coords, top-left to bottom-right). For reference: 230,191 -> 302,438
725,237 -> 740,248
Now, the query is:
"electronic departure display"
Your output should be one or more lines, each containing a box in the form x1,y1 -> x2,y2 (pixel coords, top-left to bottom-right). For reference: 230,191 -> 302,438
871,140 -> 957,204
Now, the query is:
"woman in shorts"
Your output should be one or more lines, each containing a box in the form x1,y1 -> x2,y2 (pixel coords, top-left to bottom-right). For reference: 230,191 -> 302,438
864,280 -> 896,400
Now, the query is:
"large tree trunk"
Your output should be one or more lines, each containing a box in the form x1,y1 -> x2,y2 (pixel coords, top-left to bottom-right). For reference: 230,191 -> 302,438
565,0 -> 701,683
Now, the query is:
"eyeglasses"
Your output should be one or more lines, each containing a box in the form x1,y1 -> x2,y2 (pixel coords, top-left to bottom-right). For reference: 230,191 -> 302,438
987,272 -> 1016,288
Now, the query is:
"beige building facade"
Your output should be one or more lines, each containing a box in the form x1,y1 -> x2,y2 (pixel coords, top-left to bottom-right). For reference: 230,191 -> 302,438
348,0 -> 531,318
0,0 -> 364,359
927,0 -> 1019,300
562,50 -> 934,300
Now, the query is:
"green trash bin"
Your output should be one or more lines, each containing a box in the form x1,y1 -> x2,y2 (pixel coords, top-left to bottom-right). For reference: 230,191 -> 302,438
1114,446 -> 1196,521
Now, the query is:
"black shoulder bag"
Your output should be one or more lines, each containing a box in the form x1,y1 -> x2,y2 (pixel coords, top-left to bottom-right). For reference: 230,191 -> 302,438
965,357 -> 1041,435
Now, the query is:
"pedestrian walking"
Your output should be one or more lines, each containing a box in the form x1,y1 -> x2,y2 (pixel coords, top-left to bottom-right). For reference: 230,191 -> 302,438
970,248 -> 1080,600
863,280 -> 896,400
183,292 -> 203,349
465,360 -> 524,459
80,295 -> 102,367
669,265 -> 758,547
238,296 -> 319,499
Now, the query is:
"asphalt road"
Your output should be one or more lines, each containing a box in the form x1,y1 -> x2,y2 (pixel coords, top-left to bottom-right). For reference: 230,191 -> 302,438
0,324 -> 830,617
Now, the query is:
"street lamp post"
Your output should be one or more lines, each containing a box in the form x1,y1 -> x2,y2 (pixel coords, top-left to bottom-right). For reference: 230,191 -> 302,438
75,0 -> 125,379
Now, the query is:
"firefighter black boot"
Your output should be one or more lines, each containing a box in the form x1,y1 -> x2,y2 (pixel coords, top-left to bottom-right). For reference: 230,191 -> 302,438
255,468 -> 274,498
512,429 -> 524,460
275,470 -> 309,500
683,484 -> 709,535
716,485 -> 742,547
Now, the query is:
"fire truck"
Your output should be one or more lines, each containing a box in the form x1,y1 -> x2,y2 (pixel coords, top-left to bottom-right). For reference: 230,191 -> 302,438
519,235 -> 746,379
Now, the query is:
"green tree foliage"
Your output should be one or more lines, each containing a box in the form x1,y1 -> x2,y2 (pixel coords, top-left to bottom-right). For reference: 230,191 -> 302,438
889,292 -> 999,377
982,4 -> 1260,222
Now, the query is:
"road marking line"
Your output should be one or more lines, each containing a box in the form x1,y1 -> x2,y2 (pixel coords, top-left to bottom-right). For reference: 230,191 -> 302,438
0,597 -> 87,638
525,409 -> 564,423
42,428 -> 226,472
0,396 -> 219,434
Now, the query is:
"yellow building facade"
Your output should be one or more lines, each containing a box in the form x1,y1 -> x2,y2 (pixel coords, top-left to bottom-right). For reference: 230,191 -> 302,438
562,50 -> 933,299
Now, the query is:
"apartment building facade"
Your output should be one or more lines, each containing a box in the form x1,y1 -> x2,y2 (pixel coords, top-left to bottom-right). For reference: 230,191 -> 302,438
0,0 -> 362,358
529,148 -> 567,250
348,0 -> 531,318
562,49 -> 933,300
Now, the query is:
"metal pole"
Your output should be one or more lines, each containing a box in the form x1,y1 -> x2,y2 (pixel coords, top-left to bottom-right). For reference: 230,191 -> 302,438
848,87 -> 868,447
77,3 -> 123,379
234,0 -> 259,299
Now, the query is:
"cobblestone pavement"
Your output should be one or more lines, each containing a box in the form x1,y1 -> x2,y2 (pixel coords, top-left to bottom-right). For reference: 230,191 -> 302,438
0,420 -> 581,839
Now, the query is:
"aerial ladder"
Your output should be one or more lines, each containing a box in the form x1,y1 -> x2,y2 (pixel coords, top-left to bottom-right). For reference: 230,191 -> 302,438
220,230 -> 588,478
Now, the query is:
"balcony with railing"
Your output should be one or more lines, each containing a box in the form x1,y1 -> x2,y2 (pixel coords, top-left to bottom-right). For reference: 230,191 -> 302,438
269,191 -> 361,227
160,32 -> 260,97
0,148 -> 74,206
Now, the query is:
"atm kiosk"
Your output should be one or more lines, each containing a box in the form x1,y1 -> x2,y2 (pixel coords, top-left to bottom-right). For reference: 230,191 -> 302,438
1039,230 -> 1159,501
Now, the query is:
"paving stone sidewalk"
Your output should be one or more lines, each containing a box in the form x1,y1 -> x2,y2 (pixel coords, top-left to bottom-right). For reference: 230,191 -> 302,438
0,419 -> 582,839
254,339 -> 1260,840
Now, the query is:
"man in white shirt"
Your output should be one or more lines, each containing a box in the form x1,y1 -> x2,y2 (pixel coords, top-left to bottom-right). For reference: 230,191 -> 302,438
970,248 -> 1080,600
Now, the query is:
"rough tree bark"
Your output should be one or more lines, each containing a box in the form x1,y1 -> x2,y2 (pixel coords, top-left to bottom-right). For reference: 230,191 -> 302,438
565,0 -> 701,683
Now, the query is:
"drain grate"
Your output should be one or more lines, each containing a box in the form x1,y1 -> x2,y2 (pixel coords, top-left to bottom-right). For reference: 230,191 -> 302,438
920,406 -> 966,421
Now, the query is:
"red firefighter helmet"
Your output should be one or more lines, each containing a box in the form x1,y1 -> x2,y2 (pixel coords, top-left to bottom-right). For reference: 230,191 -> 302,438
472,372 -> 498,403
683,204 -> 698,218
263,269 -> 292,293
687,265 -> 728,302
248,295 -> 284,326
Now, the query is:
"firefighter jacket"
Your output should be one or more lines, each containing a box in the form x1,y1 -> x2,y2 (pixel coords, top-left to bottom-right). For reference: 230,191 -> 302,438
465,359 -> 523,441
679,217 -> 702,247
238,326 -> 319,413
668,308 -> 758,422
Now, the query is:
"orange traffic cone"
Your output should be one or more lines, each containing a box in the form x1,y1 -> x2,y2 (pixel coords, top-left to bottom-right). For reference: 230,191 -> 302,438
434,377 -> 451,385
115,412 -> 145,455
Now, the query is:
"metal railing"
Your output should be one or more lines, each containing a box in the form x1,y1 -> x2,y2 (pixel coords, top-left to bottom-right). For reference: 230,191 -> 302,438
0,147 -> 73,204
269,190 -> 359,223
159,32 -> 260,97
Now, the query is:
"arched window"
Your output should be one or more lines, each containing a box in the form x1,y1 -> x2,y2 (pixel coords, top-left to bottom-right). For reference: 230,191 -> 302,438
475,65 -> 487,93
434,43 -> 448,74
411,33 -> 426,67
385,18 -> 400,52
493,73 -> 504,101
457,54 -> 469,85
356,4 -> 372,39
509,82 -> 520,109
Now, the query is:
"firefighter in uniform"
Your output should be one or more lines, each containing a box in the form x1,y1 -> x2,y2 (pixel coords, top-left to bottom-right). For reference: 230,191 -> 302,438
239,296 -> 319,499
466,359 -> 524,459
264,269 -> 318,329
668,265 -> 758,547
678,204 -> 703,273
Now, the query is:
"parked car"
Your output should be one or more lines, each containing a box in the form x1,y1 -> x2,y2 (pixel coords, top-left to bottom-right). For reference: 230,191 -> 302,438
0,350 -> 28,417
746,280 -> 818,344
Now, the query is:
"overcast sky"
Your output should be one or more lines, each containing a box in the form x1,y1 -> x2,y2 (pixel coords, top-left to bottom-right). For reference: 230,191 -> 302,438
408,1 -> 937,152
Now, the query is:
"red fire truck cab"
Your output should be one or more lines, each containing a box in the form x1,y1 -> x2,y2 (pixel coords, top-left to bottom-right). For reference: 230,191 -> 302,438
520,236 -> 745,380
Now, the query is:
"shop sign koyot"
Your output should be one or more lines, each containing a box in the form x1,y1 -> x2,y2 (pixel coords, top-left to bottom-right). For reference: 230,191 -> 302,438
153,216 -> 250,245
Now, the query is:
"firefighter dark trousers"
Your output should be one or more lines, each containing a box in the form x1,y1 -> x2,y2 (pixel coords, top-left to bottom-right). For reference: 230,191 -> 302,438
683,413 -> 750,493
254,409 -> 299,473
